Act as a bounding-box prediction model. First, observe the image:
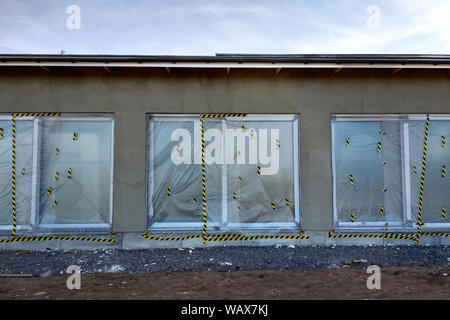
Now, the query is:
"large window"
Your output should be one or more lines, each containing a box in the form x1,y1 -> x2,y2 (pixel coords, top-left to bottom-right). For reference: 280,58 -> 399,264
147,114 -> 300,233
332,114 -> 450,232
0,114 -> 114,234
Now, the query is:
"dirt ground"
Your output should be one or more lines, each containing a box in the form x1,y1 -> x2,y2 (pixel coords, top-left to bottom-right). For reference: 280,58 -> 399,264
0,266 -> 449,300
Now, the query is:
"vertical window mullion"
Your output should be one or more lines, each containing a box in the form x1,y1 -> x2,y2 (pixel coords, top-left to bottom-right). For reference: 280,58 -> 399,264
293,117 -> 300,225
401,121 -> 412,225
147,117 -> 155,223
331,119 -> 338,229
108,118 -> 115,226
221,118 -> 227,227
30,117 -> 40,229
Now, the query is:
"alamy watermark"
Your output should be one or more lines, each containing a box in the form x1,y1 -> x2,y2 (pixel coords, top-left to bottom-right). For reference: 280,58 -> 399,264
366,5 -> 381,30
66,265 -> 81,290
366,265 -> 381,289
66,5 -> 81,30
170,125 -> 280,175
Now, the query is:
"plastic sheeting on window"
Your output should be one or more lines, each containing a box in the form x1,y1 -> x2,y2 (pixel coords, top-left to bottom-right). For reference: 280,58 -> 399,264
0,118 -> 34,229
0,115 -> 113,235
409,119 -> 450,226
148,115 -> 300,235
332,115 -> 450,232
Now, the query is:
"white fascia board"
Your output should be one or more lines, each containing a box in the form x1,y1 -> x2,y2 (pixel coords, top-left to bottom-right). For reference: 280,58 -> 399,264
1,61 -> 450,69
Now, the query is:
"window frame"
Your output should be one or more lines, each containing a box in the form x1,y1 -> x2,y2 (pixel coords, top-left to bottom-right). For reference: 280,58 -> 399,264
0,114 -> 114,234
332,114 -> 450,232
147,114 -> 301,233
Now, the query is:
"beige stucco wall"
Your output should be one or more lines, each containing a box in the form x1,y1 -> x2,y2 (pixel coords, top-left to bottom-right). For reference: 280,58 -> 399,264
0,67 -> 448,232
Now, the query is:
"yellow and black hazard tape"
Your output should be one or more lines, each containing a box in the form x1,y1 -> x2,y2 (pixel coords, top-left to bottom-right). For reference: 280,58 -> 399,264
345,137 -> 350,147
377,142 -> 382,153
154,232 -> 309,242
349,174 -> 354,184
142,233 -> 204,241
442,165 -> 446,178
285,198 -> 290,206
11,114 -> 18,237
73,132 -> 78,141
328,232 -> 416,240
257,166 -> 261,176
13,112 -> 61,117
442,136 -> 446,148
415,115 -> 430,243
271,202 -> 276,210
0,236 -> 115,243
206,234 -> 309,241
201,113 -> 248,119
204,232 -> 307,242
67,168 -> 72,179
167,186 -> 171,196
0,128 -> 3,140
443,206 -> 446,221
200,113 -> 248,243
418,232 -> 450,238
141,230 -> 450,243
350,213 -> 355,222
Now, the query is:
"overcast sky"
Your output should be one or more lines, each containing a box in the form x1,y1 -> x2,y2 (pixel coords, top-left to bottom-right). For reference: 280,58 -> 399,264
0,0 -> 449,55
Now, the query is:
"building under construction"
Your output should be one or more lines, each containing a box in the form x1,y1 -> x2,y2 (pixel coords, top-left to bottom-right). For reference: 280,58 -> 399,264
0,54 -> 449,249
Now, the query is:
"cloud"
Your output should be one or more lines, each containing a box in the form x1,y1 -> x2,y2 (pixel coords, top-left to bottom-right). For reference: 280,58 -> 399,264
0,0 -> 448,54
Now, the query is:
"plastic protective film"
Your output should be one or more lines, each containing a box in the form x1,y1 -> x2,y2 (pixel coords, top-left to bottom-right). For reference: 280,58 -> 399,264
409,118 -> 450,227
0,118 -> 34,231
0,115 -> 113,235
148,115 -> 300,236
333,115 -> 450,232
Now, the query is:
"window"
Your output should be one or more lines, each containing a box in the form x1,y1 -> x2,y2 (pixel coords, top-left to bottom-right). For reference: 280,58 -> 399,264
0,114 -> 114,234
332,114 -> 450,232
147,114 -> 300,234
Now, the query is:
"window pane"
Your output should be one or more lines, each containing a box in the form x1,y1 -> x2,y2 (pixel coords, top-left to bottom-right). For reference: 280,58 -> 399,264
409,120 -> 450,224
333,120 -> 404,227
148,115 -> 300,233
0,119 -> 34,227
225,120 -> 296,224
38,118 -> 113,227
149,118 -> 222,225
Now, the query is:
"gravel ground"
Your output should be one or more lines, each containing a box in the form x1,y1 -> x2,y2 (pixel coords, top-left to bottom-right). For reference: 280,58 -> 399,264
0,245 -> 449,277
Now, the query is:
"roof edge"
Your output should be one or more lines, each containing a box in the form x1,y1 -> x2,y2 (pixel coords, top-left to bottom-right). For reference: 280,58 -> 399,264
0,54 -> 450,68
